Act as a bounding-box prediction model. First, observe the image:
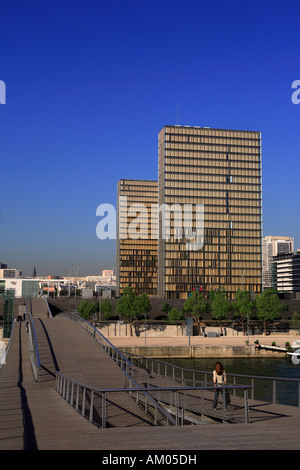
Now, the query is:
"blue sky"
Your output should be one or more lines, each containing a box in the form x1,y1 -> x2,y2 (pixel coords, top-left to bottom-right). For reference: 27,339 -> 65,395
0,0 -> 299,276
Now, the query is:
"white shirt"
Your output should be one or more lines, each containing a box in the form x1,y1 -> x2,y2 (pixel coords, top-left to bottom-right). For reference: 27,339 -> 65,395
213,370 -> 227,384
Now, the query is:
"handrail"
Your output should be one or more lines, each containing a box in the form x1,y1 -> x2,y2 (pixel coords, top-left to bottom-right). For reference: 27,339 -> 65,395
42,296 -> 53,318
56,370 -> 252,426
56,312 -> 133,369
120,350 -> 300,407
25,298 -> 41,381
55,312 -> 176,425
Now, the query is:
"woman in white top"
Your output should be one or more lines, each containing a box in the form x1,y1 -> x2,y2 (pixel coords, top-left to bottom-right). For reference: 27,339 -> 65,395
213,362 -> 230,409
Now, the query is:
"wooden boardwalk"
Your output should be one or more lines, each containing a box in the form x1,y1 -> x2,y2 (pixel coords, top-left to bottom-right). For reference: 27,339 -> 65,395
0,298 -> 299,450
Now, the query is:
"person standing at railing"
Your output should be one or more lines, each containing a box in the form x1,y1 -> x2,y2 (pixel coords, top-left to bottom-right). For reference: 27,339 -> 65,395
213,361 -> 230,410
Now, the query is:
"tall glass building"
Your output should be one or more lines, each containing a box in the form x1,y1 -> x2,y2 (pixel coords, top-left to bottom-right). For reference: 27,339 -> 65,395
116,179 -> 158,296
158,125 -> 262,299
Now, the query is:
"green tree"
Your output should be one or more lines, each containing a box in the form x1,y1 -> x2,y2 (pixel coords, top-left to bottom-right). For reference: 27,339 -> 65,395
136,293 -> 151,319
116,286 -> 147,336
183,291 -> 208,334
162,302 -> 171,314
233,288 -> 254,335
255,289 -> 285,335
167,307 -> 183,324
211,291 -> 232,335
78,299 -> 98,320
100,299 -> 113,320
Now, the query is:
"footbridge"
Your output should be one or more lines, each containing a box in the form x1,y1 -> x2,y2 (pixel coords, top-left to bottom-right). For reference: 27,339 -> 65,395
0,297 -> 300,450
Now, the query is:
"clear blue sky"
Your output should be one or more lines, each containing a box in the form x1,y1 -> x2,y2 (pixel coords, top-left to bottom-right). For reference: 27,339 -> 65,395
1,0 -> 299,276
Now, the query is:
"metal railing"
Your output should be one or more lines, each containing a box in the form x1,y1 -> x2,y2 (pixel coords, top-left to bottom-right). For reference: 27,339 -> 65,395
25,298 -> 41,382
122,352 -> 300,408
42,296 -> 53,318
55,312 -> 177,425
56,371 -> 251,426
55,313 -> 252,424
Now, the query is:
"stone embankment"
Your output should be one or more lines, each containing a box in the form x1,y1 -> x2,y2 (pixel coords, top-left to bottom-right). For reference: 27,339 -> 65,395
109,333 -> 299,358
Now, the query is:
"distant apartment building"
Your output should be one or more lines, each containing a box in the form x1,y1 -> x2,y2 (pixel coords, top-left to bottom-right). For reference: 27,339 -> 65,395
271,250 -> 300,294
0,278 -> 39,297
263,236 -> 294,288
116,179 -> 158,296
0,268 -> 23,279
158,125 -> 262,299
102,269 -> 114,277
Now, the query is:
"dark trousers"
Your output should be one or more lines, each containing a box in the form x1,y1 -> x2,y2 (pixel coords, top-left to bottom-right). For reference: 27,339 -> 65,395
213,387 -> 230,408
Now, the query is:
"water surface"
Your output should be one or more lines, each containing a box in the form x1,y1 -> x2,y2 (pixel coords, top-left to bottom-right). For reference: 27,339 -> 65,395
165,357 -> 300,406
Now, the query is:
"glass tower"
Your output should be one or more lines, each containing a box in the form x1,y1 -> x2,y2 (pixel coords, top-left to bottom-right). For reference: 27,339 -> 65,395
158,125 -> 262,299
117,179 -> 158,296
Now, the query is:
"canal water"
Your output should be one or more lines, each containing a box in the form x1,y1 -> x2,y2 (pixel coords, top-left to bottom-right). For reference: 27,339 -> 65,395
165,356 -> 300,406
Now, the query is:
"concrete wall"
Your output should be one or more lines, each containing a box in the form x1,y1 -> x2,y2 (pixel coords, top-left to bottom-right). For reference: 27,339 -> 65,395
118,345 -> 285,359
94,322 -> 240,338
95,322 -> 186,337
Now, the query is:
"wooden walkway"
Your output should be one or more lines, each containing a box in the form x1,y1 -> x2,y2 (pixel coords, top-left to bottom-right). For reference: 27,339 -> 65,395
0,298 -> 299,450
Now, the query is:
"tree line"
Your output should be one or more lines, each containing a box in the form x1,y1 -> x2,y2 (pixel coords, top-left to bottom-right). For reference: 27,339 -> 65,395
77,287 -> 291,336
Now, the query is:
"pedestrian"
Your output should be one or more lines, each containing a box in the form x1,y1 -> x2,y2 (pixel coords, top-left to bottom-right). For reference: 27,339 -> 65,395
213,361 -> 230,410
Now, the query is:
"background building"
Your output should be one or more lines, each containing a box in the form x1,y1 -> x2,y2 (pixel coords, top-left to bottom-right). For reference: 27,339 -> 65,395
117,179 -> 158,296
158,125 -> 262,299
271,250 -> 300,296
0,279 -> 39,297
263,236 -> 294,289
0,268 -> 23,279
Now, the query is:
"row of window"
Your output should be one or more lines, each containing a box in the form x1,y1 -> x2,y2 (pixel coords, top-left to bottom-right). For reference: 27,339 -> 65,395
164,161 -> 261,170
164,245 -> 262,254
165,143 -> 261,156
164,173 -> 261,184
165,133 -> 260,145
164,283 -> 261,292
164,126 -> 260,139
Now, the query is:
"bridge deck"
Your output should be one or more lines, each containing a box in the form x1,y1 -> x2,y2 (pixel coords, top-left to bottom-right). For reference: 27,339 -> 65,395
0,298 -> 299,450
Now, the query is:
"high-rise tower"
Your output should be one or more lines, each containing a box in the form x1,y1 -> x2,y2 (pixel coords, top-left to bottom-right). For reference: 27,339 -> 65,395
158,125 -> 262,299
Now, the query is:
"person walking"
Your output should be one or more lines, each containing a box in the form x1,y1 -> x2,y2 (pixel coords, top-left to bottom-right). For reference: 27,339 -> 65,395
213,361 -> 230,410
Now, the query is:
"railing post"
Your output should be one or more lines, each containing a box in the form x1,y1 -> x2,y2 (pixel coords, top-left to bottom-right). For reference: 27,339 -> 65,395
273,379 -> 276,404
76,384 -> 79,411
244,389 -> 250,423
66,379 -> 70,402
175,391 -> 179,425
82,387 -> 86,417
89,391 -> 94,423
71,382 -> 74,406
102,392 -> 106,428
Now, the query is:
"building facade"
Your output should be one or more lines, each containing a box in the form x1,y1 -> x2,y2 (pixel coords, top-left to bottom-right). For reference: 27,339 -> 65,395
271,251 -> 300,294
263,236 -> 294,288
116,179 -> 158,296
158,125 -> 262,299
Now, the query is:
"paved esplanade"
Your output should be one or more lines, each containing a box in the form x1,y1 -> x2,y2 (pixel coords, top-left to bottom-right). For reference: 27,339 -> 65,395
0,298 -> 299,450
